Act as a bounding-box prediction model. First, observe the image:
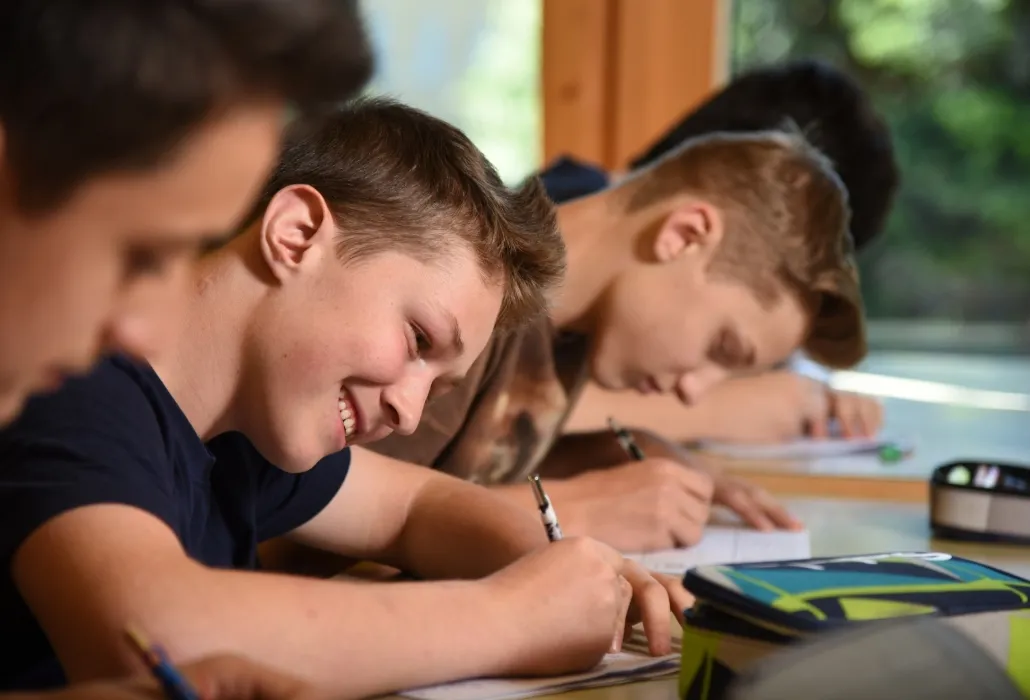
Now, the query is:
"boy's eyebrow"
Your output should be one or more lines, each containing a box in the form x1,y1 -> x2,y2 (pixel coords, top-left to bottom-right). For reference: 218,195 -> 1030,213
445,312 -> 465,355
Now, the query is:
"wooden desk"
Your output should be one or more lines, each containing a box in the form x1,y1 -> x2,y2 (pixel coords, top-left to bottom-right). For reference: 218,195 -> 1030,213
699,452 -> 930,503
525,495 -> 1030,700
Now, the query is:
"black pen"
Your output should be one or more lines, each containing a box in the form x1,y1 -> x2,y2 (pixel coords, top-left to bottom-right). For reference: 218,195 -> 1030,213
528,474 -> 563,542
608,417 -> 646,461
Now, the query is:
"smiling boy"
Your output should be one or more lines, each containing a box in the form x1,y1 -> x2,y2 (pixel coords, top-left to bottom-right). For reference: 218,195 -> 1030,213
0,100 -> 681,698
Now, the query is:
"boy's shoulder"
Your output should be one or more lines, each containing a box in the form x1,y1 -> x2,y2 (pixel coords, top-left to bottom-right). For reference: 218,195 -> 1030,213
2,354 -> 190,459
538,155 -> 610,204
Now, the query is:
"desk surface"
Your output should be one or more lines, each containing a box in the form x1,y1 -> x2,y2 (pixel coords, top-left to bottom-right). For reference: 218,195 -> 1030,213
568,351 -> 1030,500
528,495 -> 1030,700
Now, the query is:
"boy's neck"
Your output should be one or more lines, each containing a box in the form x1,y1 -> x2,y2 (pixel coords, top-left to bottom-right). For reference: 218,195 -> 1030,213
550,191 -> 641,334
150,235 -> 263,441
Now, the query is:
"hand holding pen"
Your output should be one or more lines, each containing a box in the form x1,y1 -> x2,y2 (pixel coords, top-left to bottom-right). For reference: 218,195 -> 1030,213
529,473 -> 563,542
526,473 -> 676,655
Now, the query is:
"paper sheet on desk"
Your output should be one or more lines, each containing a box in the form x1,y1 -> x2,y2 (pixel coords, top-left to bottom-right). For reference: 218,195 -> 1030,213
399,650 -> 679,700
695,435 -> 911,461
625,526 -> 811,575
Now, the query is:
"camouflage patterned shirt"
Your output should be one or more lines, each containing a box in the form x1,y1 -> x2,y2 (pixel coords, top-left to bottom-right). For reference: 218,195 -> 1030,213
368,319 -> 591,484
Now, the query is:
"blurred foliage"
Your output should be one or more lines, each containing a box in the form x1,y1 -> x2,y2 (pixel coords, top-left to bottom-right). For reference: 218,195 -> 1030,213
735,0 -> 1030,321
360,0 -> 540,184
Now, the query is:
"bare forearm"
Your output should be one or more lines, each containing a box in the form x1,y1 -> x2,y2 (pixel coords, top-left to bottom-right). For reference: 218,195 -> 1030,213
68,566 -> 515,698
492,429 -> 691,512
537,429 -> 687,478
393,477 -> 548,579
286,450 -> 545,580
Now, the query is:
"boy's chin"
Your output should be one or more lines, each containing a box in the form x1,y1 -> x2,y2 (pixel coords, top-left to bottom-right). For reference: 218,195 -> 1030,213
0,387 -> 28,428
276,452 -> 322,474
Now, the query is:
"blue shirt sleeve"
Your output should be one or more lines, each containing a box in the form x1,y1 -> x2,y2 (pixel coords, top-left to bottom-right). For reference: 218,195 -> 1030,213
256,449 -> 351,541
207,432 -> 350,542
0,360 -> 178,573
538,156 -> 610,204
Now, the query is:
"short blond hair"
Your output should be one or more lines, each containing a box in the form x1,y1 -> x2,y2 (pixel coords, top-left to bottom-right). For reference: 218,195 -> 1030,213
624,130 -> 865,369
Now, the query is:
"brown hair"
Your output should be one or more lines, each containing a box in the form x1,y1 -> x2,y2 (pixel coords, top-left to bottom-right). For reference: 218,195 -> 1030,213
1,0 -> 372,213
249,97 -> 565,330
624,129 -> 865,369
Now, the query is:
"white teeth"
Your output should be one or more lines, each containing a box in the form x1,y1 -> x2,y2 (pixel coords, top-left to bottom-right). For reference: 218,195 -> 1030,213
338,396 -> 356,439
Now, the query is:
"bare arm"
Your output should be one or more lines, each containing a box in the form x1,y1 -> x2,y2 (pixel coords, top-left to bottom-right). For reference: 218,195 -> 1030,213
15,446 -> 684,696
15,502 -> 683,696
11,449 -> 550,696
565,375 -> 883,445
486,429 -> 678,511
12,505 -> 515,698
288,446 -> 547,579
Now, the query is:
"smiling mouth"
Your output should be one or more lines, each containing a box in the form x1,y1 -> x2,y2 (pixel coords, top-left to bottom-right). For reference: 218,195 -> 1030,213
338,388 -> 358,444
635,376 -> 661,394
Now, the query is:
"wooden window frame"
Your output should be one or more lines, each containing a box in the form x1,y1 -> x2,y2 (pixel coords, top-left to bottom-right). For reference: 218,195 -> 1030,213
542,0 -> 729,169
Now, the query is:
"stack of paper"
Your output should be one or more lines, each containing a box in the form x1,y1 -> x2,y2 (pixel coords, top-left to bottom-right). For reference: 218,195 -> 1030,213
695,436 -> 912,461
625,525 -> 812,576
398,528 -> 812,700
400,649 -> 678,700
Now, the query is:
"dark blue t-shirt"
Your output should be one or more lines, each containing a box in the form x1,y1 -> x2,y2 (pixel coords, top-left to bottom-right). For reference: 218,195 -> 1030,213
0,356 -> 350,690
538,156 -> 609,204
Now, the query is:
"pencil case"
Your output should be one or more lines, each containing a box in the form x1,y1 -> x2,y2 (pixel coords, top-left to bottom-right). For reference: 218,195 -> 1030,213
678,551 -> 1030,700
727,608 -> 1030,699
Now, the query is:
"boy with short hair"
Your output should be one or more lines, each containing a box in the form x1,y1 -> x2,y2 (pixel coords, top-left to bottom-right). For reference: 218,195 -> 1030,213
0,0 -> 372,424
368,127 -> 866,552
0,99 -> 682,698
557,59 -> 897,445
0,1 -> 373,697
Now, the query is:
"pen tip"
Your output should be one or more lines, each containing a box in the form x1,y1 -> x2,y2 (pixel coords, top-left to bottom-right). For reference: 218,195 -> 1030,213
124,624 -> 149,653
607,416 -> 621,432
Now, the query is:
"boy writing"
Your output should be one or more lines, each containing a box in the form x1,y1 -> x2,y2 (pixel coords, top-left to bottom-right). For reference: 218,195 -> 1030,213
555,60 -> 897,445
0,100 -> 683,698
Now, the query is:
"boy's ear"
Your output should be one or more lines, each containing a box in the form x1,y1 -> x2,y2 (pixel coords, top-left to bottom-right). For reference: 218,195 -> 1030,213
259,184 -> 334,283
652,200 -> 724,264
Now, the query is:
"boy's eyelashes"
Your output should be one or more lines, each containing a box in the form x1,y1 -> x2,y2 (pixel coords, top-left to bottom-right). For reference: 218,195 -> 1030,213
124,245 -> 170,280
406,322 -> 433,359
123,235 -> 218,282
708,327 -> 754,369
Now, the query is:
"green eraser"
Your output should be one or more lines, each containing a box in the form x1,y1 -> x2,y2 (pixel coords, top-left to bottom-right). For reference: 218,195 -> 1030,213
878,444 -> 905,463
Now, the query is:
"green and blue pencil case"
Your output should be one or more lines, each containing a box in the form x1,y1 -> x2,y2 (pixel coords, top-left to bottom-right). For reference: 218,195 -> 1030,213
678,551 -> 1030,699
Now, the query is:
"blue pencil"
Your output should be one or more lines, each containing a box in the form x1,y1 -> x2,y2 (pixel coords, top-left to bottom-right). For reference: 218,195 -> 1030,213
125,625 -> 201,700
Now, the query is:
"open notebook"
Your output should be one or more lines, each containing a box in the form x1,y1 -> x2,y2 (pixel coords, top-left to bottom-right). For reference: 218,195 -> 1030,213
400,528 -> 809,700
624,525 -> 812,575
400,630 -> 679,700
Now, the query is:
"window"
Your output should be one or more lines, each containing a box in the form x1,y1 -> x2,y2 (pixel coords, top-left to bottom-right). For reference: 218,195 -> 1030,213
360,0 -> 542,183
735,0 -> 1030,330
734,0 -> 1030,469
